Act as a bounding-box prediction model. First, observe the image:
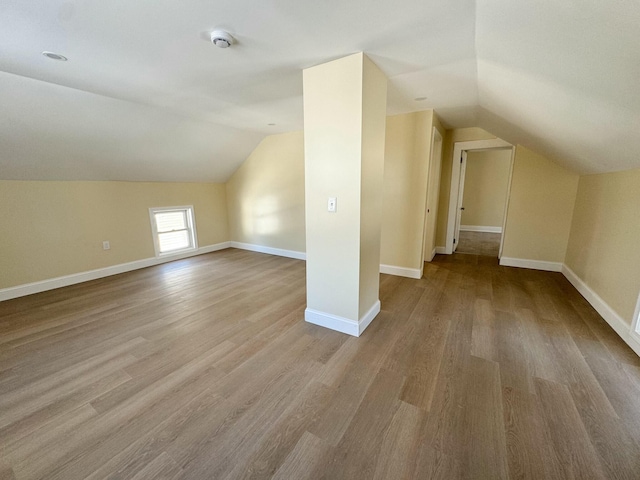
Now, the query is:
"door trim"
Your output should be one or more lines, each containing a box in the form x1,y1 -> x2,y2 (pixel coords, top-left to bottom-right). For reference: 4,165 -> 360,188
453,150 -> 467,252
420,126 -> 444,275
445,138 -> 513,255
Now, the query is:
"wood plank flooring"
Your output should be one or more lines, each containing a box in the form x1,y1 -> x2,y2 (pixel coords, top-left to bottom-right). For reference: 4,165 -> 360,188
456,231 -> 501,256
1,249 -> 639,479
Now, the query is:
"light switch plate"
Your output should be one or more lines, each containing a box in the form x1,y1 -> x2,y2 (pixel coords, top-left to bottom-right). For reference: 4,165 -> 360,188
328,197 -> 337,212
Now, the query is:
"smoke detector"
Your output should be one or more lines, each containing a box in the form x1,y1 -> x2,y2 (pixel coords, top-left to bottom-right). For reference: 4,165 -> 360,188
210,30 -> 234,48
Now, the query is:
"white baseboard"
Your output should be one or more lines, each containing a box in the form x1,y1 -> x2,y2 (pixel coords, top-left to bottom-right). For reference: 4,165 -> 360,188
0,242 -> 231,302
460,225 -> 502,233
499,257 -> 563,272
305,300 -> 381,337
429,248 -> 437,262
562,265 -> 640,357
230,241 -> 306,261
230,242 -> 425,280
379,264 -> 422,279
435,246 -> 447,255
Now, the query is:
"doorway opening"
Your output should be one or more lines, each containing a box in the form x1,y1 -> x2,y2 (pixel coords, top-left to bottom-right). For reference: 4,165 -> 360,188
444,139 -> 515,258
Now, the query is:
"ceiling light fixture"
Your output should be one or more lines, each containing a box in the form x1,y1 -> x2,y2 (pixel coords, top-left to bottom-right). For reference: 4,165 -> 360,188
210,30 -> 234,48
42,51 -> 67,61
267,123 -> 276,126
414,96 -> 428,101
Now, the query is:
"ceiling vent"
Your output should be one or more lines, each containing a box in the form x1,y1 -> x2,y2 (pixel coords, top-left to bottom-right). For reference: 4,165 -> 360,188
210,30 -> 234,48
42,51 -> 67,61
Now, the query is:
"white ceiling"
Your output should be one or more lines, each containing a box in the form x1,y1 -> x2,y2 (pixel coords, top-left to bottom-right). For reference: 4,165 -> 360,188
1,0 -> 638,181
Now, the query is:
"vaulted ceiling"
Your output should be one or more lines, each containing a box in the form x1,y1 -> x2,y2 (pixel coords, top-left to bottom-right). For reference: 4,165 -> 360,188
1,0 -> 638,181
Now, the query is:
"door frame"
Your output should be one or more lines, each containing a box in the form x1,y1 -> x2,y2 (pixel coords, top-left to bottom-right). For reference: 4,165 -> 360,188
444,138 -> 514,256
419,126 -> 444,276
452,150 -> 468,252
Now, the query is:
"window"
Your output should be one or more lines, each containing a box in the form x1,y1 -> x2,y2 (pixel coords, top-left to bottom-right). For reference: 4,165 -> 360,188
149,206 -> 198,256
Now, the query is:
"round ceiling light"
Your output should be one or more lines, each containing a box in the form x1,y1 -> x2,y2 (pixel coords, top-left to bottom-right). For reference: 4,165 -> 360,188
210,30 -> 234,48
42,51 -> 67,61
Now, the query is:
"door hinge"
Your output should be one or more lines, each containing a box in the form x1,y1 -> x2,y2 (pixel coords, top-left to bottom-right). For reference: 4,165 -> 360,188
453,238 -> 456,244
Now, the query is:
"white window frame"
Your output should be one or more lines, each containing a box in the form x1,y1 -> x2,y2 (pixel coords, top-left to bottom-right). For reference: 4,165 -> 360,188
149,205 -> 198,257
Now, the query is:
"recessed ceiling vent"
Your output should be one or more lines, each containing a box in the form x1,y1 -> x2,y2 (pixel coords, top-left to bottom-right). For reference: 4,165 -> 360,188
210,30 -> 234,48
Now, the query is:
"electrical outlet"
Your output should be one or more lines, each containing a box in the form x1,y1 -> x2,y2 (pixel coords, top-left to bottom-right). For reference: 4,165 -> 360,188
102,241 -> 110,250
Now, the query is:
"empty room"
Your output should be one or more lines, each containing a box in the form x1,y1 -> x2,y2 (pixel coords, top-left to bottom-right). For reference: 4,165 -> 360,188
1,1 -> 640,479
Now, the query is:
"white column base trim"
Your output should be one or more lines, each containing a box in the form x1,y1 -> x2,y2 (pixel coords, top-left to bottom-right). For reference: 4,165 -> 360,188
229,241 -> 306,260
499,257 -> 563,272
460,225 -> 502,233
379,264 -> 422,279
0,242 -> 231,302
229,243 -> 437,279
562,265 -> 640,357
435,246 -> 447,255
305,300 -> 381,337
231,243 -> 425,279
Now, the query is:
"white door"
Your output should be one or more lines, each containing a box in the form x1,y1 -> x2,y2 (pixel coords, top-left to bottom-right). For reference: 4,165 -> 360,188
453,150 -> 467,252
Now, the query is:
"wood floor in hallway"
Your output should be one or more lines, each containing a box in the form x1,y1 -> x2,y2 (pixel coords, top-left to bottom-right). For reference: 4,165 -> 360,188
1,249 -> 640,479
456,230 -> 501,256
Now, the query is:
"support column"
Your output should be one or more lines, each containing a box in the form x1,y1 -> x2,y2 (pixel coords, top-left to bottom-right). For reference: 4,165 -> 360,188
303,53 -> 387,336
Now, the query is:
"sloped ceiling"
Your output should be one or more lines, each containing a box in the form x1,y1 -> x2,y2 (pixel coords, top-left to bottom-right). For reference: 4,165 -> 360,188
1,0 -> 638,181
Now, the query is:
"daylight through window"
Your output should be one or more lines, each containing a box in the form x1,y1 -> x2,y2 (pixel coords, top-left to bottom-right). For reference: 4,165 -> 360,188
150,206 -> 197,256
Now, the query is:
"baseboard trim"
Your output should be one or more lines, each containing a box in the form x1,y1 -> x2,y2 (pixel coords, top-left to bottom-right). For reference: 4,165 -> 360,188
0,242 -> 231,302
379,264 -> 422,279
429,248 -> 437,262
230,242 -> 306,261
435,246 -> 447,255
460,225 -> 502,233
499,257 -> 563,272
229,243 -> 430,280
305,300 -> 381,337
231,243 -> 425,280
562,265 -> 640,357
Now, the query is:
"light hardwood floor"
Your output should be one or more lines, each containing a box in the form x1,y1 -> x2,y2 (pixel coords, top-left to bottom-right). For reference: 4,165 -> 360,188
456,231 -> 501,257
1,249 -> 640,479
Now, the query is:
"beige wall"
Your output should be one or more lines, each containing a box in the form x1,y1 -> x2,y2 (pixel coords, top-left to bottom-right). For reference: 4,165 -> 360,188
303,52 -> 388,321
226,131 -> 305,253
435,129 -> 580,266
226,110 -> 441,273
501,146 -> 579,262
380,110 -> 434,270
303,52 -> 361,320
0,181 -> 228,289
461,149 -> 511,228
358,56 -> 388,316
565,169 -> 640,323
436,128 -> 497,246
